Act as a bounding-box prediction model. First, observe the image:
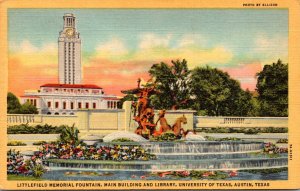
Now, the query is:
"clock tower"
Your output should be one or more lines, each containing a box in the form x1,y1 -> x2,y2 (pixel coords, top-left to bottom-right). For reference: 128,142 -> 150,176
58,13 -> 82,84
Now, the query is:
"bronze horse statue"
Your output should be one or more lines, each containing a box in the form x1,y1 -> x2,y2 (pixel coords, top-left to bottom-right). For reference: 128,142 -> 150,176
172,115 -> 187,138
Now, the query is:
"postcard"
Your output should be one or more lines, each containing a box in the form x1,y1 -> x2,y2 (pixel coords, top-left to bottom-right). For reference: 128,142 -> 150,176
0,0 -> 300,190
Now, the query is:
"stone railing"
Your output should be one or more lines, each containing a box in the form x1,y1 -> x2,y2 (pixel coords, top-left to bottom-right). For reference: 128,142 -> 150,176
194,116 -> 288,128
7,114 -> 43,124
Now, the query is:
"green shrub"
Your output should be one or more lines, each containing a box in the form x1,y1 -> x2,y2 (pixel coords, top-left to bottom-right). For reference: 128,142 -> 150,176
112,138 -> 134,142
196,127 -> 287,134
7,141 -> 27,146
204,136 -> 241,141
32,141 -> 47,145
32,164 -> 45,178
8,124 -> 67,134
276,138 -> 288,143
150,131 -> 177,142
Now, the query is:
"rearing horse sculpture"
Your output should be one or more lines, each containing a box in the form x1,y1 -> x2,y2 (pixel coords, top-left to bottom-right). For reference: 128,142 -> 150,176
172,115 -> 187,138
122,79 -> 157,138
122,78 -> 188,139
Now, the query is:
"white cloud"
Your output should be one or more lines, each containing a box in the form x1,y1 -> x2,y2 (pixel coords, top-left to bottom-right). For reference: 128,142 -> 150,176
254,34 -> 288,57
177,33 -> 206,48
139,33 -> 172,49
10,40 -> 57,54
96,38 -> 128,55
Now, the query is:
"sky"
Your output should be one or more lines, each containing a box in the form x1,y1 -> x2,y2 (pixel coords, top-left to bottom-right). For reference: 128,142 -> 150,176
8,9 -> 288,96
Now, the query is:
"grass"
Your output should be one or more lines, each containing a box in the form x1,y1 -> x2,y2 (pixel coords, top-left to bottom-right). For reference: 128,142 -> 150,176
7,174 -> 43,181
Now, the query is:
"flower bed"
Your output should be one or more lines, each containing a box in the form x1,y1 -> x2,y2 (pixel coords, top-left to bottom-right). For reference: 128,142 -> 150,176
263,142 -> 288,154
152,170 -> 235,179
7,149 -> 47,178
38,142 -> 157,161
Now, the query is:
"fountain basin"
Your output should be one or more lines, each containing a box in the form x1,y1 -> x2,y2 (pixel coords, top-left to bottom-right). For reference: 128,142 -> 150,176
47,157 -> 287,171
46,140 -> 287,172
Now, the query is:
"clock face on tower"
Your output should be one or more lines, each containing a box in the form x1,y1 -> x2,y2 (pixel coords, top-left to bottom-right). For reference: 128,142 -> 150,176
65,28 -> 74,37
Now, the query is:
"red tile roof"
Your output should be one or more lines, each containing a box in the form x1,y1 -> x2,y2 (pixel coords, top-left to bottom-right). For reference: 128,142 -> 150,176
40,84 -> 102,89
20,96 -> 40,98
103,97 -> 120,101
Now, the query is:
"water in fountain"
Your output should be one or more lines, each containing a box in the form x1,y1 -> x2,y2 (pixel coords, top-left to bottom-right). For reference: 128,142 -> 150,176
48,140 -> 287,172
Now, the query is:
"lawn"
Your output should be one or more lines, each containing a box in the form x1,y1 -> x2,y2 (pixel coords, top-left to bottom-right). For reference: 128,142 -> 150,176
7,174 -> 43,181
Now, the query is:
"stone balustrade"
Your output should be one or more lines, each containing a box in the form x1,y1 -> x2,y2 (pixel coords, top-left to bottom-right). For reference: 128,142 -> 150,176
7,114 -> 42,124
195,116 -> 288,128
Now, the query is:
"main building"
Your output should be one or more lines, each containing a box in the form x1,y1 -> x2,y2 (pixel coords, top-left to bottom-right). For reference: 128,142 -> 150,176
21,13 -> 119,115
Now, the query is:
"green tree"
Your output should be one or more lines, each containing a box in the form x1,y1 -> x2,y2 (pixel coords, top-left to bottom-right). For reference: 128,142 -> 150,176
118,94 -> 137,109
7,92 -> 21,113
256,59 -> 288,116
190,66 -> 254,116
7,92 -> 39,114
148,59 -> 191,109
19,102 -> 38,114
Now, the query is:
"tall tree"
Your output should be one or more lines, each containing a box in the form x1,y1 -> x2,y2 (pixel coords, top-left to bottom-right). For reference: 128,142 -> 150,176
7,92 -> 38,114
190,66 -> 254,116
7,92 -> 21,113
148,59 -> 191,110
256,59 -> 288,116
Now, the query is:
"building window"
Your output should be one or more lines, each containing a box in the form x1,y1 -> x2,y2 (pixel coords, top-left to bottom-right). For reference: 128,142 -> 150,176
55,102 -> 59,108
78,102 -> 82,109
85,102 -> 89,109
47,101 -> 51,108
70,102 -> 74,109
107,101 -> 110,109
63,102 -> 66,109
34,99 -> 37,107
93,103 -> 96,109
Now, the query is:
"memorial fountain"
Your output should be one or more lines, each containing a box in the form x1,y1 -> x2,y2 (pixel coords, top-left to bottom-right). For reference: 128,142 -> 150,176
43,79 -> 288,180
